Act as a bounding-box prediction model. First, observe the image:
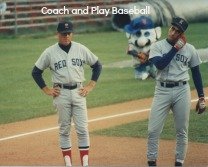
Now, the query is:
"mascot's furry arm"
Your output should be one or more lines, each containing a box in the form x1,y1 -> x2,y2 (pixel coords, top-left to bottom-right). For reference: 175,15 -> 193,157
127,50 -> 149,64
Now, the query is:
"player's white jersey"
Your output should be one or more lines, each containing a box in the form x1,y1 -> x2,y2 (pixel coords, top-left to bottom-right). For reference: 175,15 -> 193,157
149,39 -> 202,82
35,41 -> 98,83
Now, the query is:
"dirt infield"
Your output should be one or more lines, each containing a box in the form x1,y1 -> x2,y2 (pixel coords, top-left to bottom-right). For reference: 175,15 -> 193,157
0,89 -> 208,166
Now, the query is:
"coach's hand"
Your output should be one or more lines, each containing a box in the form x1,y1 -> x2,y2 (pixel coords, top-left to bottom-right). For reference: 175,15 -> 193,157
196,97 -> 206,114
174,34 -> 186,50
79,80 -> 96,97
42,86 -> 60,97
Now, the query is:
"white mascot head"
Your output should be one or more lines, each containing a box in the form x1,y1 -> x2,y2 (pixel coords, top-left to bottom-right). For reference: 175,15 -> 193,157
124,16 -> 161,80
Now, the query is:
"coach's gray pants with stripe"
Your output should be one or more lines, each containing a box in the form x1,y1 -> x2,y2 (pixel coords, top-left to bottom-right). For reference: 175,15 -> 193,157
147,82 -> 191,161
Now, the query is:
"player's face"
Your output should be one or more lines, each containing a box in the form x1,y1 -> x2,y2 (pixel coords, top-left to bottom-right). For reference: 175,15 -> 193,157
58,32 -> 72,46
167,26 -> 183,43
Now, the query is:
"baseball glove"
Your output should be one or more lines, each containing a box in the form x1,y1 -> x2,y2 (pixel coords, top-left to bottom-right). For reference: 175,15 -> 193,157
128,50 -> 149,64
138,52 -> 149,64
196,97 -> 206,114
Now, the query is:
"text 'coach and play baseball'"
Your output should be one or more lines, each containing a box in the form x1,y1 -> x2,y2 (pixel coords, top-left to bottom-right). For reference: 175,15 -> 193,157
41,6 -> 150,16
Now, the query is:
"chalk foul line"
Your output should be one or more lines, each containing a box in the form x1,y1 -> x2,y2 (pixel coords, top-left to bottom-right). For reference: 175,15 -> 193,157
0,97 -> 207,142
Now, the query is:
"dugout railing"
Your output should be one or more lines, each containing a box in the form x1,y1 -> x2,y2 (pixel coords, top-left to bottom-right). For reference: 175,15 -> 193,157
0,0 -> 137,35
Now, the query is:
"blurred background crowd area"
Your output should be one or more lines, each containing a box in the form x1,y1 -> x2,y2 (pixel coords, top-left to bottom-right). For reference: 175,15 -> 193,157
0,0 -> 138,35
0,0 -> 208,36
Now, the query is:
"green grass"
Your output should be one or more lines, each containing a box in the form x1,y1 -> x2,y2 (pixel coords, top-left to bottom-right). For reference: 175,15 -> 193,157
92,110 -> 208,143
0,22 -> 208,124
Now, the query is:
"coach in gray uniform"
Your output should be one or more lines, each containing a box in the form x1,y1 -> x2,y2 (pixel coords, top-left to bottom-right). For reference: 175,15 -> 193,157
146,17 -> 206,166
32,21 -> 102,167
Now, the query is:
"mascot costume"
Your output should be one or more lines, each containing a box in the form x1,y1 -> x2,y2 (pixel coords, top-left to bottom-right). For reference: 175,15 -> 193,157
124,16 -> 161,80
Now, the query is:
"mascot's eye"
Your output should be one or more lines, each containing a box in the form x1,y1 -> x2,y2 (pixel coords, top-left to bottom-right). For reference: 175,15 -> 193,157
136,31 -> 141,37
144,31 -> 150,37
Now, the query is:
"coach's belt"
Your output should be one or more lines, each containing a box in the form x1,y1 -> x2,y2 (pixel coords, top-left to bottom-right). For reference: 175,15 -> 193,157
54,83 -> 77,90
160,81 -> 187,88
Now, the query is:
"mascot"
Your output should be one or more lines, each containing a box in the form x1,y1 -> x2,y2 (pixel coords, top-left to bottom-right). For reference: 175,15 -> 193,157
124,16 -> 161,80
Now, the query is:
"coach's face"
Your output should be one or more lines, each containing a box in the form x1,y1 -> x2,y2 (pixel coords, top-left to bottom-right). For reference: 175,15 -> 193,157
167,25 -> 183,43
58,32 -> 73,46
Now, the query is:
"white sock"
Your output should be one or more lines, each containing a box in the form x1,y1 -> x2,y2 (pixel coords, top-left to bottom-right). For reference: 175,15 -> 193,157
176,159 -> 184,164
82,154 -> 88,167
64,155 -> 72,167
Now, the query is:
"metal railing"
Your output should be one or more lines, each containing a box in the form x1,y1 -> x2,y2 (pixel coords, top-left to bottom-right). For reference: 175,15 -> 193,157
0,0 -> 137,35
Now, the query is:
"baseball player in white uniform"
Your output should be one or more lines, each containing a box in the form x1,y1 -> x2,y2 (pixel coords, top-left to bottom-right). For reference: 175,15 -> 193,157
146,17 -> 206,166
32,21 -> 102,167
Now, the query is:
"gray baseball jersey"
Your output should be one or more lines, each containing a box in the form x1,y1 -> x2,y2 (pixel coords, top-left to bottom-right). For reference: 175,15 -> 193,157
35,41 -> 99,161
35,41 -> 98,84
149,39 -> 202,81
147,39 -> 202,162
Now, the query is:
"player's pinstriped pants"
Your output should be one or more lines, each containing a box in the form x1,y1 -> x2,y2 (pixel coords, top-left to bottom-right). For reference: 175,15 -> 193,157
147,81 -> 191,161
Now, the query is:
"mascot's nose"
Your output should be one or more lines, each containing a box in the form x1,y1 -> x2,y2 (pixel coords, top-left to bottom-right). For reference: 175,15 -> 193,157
135,38 -> 151,47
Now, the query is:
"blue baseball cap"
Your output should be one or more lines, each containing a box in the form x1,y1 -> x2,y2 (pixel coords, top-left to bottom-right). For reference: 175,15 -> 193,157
57,21 -> 73,33
124,16 -> 154,34
171,17 -> 188,32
